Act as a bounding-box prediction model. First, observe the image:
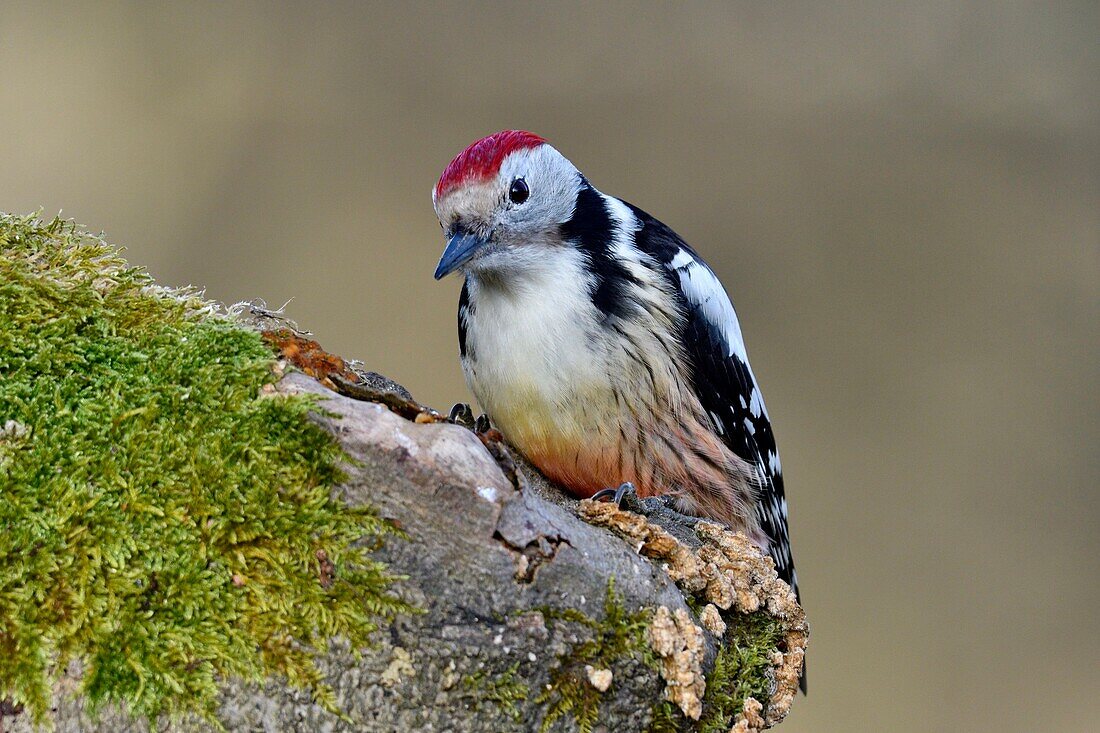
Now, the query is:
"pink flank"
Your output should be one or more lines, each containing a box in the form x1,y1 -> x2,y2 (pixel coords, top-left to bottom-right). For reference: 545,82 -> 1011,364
435,130 -> 546,198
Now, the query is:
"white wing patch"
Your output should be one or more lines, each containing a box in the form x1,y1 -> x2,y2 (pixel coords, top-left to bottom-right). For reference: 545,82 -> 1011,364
668,248 -> 694,269
670,249 -> 749,363
671,246 -> 772,424
748,383 -> 767,419
601,194 -> 643,255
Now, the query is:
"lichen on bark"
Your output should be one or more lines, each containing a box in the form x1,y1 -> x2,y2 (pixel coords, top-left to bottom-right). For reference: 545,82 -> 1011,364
579,500 -> 808,731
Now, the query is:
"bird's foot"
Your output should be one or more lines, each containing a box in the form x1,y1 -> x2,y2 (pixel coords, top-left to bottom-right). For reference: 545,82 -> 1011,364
591,482 -> 647,514
590,482 -> 701,529
448,402 -> 475,428
447,403 -> 494,435
450,403 -> 503,446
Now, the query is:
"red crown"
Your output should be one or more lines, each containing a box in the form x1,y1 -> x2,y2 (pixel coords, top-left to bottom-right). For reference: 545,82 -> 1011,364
435,130 -> 546,198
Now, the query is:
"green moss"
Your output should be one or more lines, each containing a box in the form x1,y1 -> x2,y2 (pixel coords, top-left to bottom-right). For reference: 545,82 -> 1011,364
644,700 -> 683,733
535,579 -> 655,733
696,613 -> 784,733
682,593 -> 706,618
0,213 -> 412,726
461,661 -> 530,722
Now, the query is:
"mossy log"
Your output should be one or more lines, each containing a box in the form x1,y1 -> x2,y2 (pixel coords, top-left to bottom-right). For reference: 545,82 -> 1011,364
0,214 -> 806,733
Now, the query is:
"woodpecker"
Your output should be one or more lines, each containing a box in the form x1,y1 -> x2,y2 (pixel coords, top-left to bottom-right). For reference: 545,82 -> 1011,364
431,130 -> 801,620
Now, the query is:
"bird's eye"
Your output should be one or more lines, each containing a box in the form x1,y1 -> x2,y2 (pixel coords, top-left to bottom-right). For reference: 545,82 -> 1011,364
508,178 -> 529,205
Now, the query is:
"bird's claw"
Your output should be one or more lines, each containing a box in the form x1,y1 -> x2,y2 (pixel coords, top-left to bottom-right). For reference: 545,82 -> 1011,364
591,482 -> 701,530
591,482 -> 646,514
447,403 -> 493,434
448,402 -> 475,428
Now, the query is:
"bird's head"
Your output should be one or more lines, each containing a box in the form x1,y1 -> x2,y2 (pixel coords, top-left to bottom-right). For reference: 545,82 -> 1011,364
432,130 -> 583,280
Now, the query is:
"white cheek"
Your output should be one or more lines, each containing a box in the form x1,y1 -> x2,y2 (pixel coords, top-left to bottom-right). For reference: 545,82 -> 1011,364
495,147 -> 580,238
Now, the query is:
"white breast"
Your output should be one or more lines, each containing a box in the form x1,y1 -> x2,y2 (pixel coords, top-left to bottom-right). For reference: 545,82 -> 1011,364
462,247 -> 624,448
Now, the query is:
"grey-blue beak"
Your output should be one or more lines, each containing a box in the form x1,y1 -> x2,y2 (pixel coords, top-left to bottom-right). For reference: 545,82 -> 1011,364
434,231 -> 489,280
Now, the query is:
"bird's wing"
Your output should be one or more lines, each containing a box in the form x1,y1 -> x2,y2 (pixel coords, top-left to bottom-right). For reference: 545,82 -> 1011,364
625,203 -> 797,594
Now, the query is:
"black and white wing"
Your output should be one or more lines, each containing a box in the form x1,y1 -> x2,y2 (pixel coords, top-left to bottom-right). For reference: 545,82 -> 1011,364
626,203 -> 798,599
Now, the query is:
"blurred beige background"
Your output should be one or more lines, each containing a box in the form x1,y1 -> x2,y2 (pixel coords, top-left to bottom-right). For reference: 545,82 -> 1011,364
2,2 -> 1097,731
